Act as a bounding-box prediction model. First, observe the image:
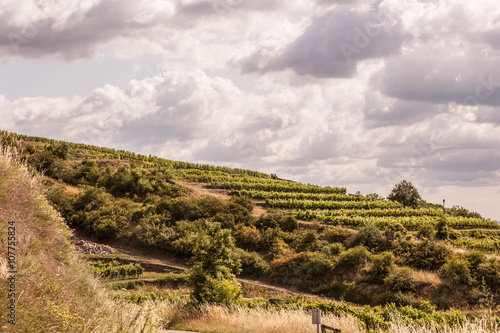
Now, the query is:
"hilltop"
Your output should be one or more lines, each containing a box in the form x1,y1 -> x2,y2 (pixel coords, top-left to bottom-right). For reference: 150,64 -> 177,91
1,130 -> 500,332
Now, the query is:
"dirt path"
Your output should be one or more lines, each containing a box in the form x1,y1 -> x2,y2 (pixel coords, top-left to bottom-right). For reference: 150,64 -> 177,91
174,180 -> 231,199
75,236 -> 319,299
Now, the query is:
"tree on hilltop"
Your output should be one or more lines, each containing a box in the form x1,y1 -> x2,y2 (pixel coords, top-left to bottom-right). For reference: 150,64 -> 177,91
387,180 -> 422,208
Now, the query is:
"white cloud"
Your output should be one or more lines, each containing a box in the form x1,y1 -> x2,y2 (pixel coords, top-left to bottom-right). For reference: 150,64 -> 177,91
1,0 -> 500,220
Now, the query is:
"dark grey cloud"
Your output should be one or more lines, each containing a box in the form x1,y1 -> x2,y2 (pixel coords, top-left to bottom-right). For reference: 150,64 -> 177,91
241,7 -> 407,78
479,29 -> 500,49
364,97 -> 439,128
474,106 -> 500,125
381,43 -> 500,107
0,0 -> 167,60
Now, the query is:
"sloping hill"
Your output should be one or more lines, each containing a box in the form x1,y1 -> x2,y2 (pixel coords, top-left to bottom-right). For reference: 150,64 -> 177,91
0,146 -> 156,332
2,130 -> 500,313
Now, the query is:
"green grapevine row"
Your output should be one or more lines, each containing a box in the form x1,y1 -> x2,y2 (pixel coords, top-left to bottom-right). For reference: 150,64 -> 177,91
208,180 -> 346,194
231,189 -> 368,201
266,198 -> 402,210
451,238 -> 500,252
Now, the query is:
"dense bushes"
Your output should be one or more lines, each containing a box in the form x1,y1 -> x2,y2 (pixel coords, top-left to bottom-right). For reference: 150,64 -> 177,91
393,239 -> 451,270
232,248 -> 269,276
335,246 -> 371,271
384,267 -> 416,293
371,251 -> 395,283
439,257 -> 471,288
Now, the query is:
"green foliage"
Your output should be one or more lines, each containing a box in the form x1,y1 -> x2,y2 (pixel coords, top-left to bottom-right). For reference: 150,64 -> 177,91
387,180 -> 422,208
255,212 -> 297,232
350,224 -> 385,251
295,230 -> 322,252
436,216 -> 451,240
393,239 -> 451,270
439,256 -> 471,288
90,260 -> 144,279
321,242 -> 345,256
301,299 -> 468,331
234,225 -> 262,251
384,267 -> 416,293
189,221 -> 242,305
371,251 -> 395,283
449,205 -> 482,219
323,226 -> 354,245
299,251 -> 336,282
335,246 -> 371,271
6,131 -> 500,311
416,223 -> 436,239
232,248 -> 269,276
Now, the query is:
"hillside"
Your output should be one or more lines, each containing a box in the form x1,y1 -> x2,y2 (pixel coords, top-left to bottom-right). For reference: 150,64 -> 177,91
0,146 -> 158,332
1,130 -> 500,332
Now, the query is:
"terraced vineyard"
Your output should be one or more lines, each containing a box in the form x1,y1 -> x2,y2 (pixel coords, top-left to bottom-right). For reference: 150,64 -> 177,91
180,168 -> 500,252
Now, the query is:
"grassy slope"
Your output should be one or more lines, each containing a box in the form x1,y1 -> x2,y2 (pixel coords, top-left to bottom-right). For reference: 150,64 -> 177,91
0,147 -> 156,332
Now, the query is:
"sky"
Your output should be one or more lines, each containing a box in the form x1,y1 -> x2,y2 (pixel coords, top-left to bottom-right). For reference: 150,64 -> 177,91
1,0 -> 499,221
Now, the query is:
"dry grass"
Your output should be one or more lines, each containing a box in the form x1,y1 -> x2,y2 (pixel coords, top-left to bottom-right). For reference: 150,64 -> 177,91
388,317 -> 499,333
156,303 -> 364,333
0,146 -> 156,332
153,301 -> 499,333
413,269 -> 441,285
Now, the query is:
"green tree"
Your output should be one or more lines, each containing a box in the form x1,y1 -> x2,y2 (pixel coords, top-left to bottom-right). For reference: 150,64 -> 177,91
189,221 -> 242,305
387,180 -> 422,208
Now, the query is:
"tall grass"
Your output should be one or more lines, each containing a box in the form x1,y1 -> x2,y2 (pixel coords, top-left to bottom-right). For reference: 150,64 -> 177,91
153,301 -> 498,333
0,146 -> 156,332
154,302 -> 363,333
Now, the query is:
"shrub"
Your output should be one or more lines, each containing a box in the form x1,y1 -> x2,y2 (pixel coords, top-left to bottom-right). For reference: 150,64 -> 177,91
269,252 -> 304,279
475,260 -> 500,292
384,267 -> 416,293
321,242 -> 345,256
256,213 -> 297,232
299,251 -> 335,282
93,216 -> 119,239
134,215 -> 175,249
323,226 -> 354,245
335,246 -> 371,271
394,239 -> 451,270
350,225 -> 385,251
234,225 -> 262,251
295,230 -> 319,252
439,257 -> 471,288
416,224 -> 436,240
465,250 -> 487,277
371,251 -> 395,283
232,248 -> 269,276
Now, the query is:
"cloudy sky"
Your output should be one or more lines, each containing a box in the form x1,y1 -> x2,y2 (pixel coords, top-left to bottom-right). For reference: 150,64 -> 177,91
1,0 -> 500,221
